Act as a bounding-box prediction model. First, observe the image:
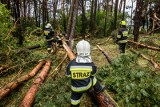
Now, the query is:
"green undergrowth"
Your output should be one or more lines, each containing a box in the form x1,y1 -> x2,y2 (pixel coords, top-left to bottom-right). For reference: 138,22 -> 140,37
34,76 -> 71,107
97,54 -> 160,107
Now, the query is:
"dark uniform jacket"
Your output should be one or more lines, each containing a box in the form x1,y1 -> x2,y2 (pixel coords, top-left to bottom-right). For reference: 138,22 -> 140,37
44,28 -> 54,41
66,59 -> 97,92
117,27 -> 128,43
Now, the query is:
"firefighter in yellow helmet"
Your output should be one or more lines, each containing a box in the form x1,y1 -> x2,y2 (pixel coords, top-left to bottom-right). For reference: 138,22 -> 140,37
66,40 -> 103,107
116,21 -> 129,53
44,23 -> 55,53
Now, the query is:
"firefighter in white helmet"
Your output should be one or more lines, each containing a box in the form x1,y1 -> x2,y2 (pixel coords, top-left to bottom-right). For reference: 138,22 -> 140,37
66,40 -> 103,107
44,23 -> 55,53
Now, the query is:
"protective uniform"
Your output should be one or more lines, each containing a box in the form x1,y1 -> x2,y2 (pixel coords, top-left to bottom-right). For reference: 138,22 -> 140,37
44,23 -> 55,53
66,40 -> 103,107
116,21 -> 128,53
55,32 -> 65,47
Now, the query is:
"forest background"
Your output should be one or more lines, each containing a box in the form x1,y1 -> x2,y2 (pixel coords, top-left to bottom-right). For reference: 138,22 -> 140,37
0,0 -> 160,107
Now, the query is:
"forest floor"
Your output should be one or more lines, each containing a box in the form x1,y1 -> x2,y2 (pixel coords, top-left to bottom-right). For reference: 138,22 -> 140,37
0,33 -> 160,107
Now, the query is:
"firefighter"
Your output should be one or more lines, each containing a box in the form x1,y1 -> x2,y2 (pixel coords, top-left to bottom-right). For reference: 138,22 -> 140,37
66,40 -> 103,107
55,32 -> 65,47
44,23 -> 55,53
116,21 -> 129,53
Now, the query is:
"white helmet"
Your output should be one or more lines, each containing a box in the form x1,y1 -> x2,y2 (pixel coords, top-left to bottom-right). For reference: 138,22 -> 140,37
45,23 -> 52,29
76,40 -> 90,56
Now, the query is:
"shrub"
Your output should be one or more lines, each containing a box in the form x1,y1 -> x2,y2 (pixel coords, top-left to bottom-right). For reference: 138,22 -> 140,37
97,54 -> 160,107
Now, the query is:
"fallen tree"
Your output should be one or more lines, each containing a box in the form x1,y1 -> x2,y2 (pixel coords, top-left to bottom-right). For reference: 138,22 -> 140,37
128,40 -> 160,51
61,38 -> 119,107
130,48 -> 160,70
96,45 -> 112,64
19,60 -> 51,107
16,44 -> 41,54
0,60 -> 45,100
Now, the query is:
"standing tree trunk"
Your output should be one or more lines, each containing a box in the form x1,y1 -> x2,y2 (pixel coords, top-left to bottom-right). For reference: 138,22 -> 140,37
119,0 -> 123,13
130,0 -> 134,26
113,0 -> 118,30
93,0 -> 97,26
67,0 -> 79,48
62,0 -> 67,33
89,0 -> 97,34
103,0 -> 109,36
33,0 -> 38,26
122,0 -> 126,20
89,0 -> 94,33
53,0 -> 58,29
133,0 -> 144,42
110,0 -> 113,16
81,0 -> 87,39
42,0 -> 46,29
27,0 -> 31,18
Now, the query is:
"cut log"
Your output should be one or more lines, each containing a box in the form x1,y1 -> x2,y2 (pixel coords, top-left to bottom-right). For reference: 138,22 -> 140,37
96,45 -> 113,64
128,40 -> 160,51
0,60 -> 45,100
19,60 -> 51,107
61,39 -> 119,107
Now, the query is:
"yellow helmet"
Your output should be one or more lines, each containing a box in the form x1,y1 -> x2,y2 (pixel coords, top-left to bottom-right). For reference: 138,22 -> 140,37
120,21 -> 126,26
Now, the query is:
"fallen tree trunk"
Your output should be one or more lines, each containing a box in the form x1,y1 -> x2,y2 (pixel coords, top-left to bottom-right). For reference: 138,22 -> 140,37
130,48 -> 160,70
97,45 -> 113,64
128,40 -> 160,51
61,38 -> 75,60
19,60 -> 51,107
0,60 -> 45,101
17,44 -> 41,54
61,38 -> 119,107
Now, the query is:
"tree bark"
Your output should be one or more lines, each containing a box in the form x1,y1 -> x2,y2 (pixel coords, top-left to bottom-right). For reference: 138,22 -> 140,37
122,0 -> 126,20
113,0 -> 118,30
96,45 -> 112,64
62,0 -> 67,33
133,0 -> 144,42
67,0 -> 79,48
81,0 -> 87,38
53,0 -> 58,28
128,40 -> 160,51
89,0 -> 94,33
103,0 -> 109,36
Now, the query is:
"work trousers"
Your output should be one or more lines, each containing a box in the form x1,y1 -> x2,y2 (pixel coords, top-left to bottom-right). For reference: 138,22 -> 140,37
70,81 -> 103,107
119,43 -> 126,53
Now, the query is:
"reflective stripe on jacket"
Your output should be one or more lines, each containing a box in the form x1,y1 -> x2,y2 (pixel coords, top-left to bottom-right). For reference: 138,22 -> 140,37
44,28 -> 54,40
66,59 -> 97,92
117,28 -> 128,43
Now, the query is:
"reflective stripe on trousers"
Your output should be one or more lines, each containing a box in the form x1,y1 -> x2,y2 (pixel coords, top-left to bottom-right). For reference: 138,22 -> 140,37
71,77 -> 97,92
71,99 -> 81,106
118,40 -> 128,43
